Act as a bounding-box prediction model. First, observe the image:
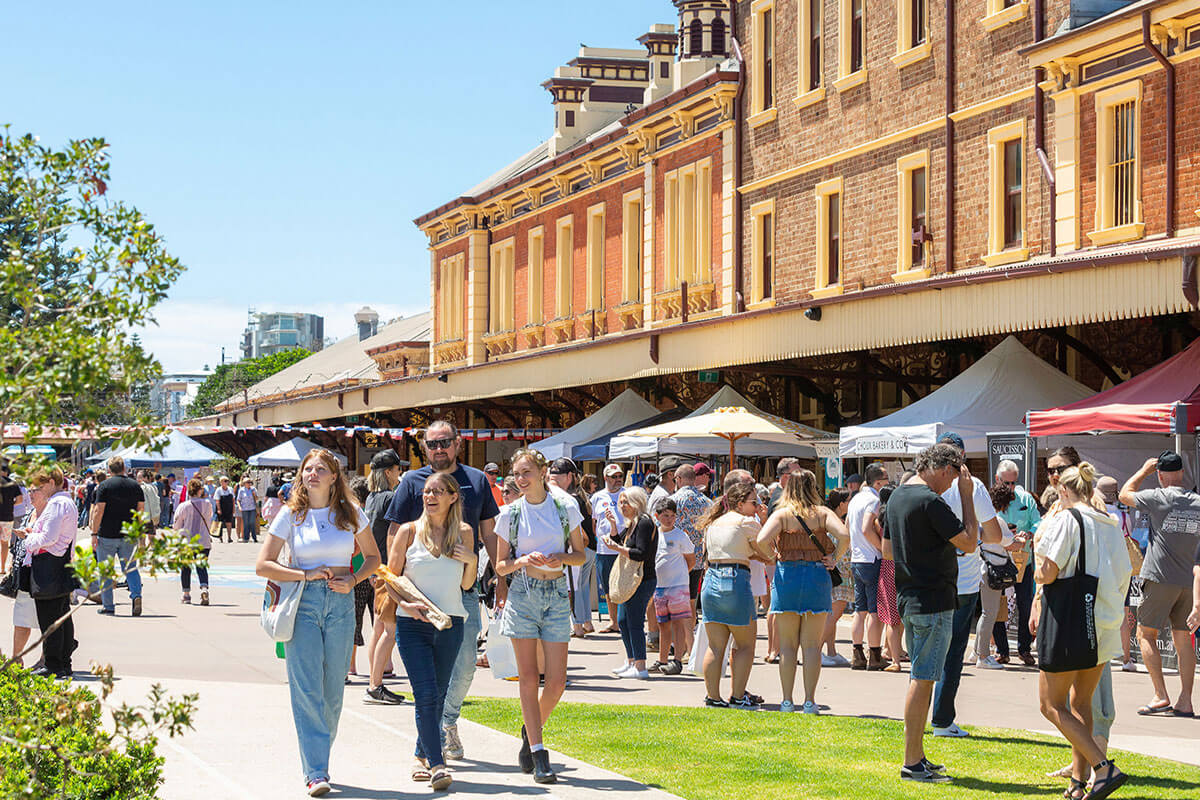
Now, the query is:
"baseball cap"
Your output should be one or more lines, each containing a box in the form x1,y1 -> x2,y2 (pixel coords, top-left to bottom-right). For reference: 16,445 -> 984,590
693,462 -> 713,477
1096,476 -> 1119,505
483,462 -> 500,474
846,473 -> 863,484
937,431 -> 967,452
549,457 -> 579,475
371,450 -> 402,470
658,454 -> 685,472
1157,450 -> 1184,472
603,463 -> 624,477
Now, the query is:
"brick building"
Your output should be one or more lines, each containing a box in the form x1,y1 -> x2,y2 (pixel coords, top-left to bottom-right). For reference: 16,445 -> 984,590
200,0 -> 1199,475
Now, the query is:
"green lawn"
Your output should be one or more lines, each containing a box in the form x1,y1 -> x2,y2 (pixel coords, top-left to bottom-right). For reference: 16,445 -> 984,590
460,699 -> 1200,800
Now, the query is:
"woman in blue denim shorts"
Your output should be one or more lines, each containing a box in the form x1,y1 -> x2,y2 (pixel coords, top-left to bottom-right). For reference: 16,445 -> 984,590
757,469 -> 849,714
697,482 -> 767,709
494,449 -> 588,785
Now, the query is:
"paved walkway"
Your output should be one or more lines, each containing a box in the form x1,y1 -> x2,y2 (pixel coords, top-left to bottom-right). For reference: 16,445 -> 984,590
7,541 -> 1199,799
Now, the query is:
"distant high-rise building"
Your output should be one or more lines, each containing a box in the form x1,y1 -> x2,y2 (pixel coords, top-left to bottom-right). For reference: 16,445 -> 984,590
149,373 -> 211,423
241,311 -> 325,359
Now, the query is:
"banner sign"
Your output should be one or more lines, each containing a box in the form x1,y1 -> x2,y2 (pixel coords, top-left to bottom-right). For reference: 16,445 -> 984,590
986,432 -> 1036,493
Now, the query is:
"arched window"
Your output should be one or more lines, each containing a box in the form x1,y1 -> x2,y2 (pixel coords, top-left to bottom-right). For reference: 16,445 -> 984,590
710,18 -> 726,56
689,18 -> 704,56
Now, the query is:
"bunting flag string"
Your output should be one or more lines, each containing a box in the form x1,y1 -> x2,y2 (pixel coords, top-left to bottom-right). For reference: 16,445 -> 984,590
2,422 -> 561,443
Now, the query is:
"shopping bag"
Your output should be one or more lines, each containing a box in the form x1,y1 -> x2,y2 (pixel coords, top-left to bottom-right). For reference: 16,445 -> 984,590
686,619 -> 732,677
486,613 -> 519,681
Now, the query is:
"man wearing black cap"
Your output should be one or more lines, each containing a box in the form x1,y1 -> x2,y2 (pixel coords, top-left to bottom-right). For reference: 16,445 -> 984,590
1120,451 -> 1200,717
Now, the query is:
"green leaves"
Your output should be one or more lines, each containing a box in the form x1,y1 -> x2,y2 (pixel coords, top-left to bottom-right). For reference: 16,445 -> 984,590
187,347 -> 312,418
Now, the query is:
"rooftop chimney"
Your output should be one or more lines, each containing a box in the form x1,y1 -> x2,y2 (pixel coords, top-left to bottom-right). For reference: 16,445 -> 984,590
544,46 -> 651,157
355,306 -> 379,341
640,24 -> 678,104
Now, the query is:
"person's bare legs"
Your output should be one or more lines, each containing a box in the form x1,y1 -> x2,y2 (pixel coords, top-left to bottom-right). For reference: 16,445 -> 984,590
513,638 -> 547,746
867,612 -> 883,649
538,641 -> 569,728
674,618 -> 692,662
766,611 -> 778,660
885,623 -> 904,663
824,599 -> 848,657
1137,624 -> 1172,710
369,616 -> 396,689
703,623 -> 731,700
657,612 -> 672,665
729,623 -> 757,700
800,612 -> 828,705
1039,667 -> 1106,782
1120,608 -> 1135,664
11,626 -> 30,667
904,679 -> 935,766
851,610 -> 867,647
1172,628 -> 1195,714
775,612 -> 801,704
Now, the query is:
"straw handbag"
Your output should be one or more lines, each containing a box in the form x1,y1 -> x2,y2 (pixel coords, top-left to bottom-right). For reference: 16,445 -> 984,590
608,552 -> 643,605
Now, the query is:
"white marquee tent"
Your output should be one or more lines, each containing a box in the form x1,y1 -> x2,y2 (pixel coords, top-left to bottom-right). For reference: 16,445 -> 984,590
530,389 -> 660,461
248,436 -> 348,468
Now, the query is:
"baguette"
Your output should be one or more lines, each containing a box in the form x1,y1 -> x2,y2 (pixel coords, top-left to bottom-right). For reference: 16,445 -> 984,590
375,564 -> 453,630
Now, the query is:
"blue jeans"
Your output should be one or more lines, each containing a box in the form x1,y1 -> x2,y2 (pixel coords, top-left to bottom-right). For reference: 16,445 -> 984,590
597,553 -> 617,607
95,536 -> 142,611
396,615 -> 465,767
994,564 -> 1035,656
902,609 -> 954,681
440,588 -> 481,729
285,581 -> 354,783
571,548 -> 597,625
618,576 -> 658,661
932,592 -> 979,728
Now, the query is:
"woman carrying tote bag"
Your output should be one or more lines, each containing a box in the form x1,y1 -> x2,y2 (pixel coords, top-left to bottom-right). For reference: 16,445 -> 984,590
1032,463 -> 1132,800
601,487 -> 657,680
17,468 -> 78,679
255,449 -> 380,798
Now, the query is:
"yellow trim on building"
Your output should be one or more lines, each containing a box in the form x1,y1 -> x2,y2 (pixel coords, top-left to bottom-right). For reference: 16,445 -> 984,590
895,149 -> 931,276
986,118 -> 1027,263
981,0 -> 1028,33
814,176 -> 843,294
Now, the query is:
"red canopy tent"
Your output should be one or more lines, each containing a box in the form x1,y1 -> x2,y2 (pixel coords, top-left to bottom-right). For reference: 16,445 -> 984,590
1027,337 -> 1200,437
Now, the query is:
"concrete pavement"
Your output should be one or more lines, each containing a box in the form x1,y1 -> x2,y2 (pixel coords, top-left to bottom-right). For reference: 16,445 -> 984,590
6,539 -> 1199,799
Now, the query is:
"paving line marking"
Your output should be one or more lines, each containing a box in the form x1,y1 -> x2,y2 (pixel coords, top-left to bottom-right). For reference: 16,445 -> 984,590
161,737 -> 259,800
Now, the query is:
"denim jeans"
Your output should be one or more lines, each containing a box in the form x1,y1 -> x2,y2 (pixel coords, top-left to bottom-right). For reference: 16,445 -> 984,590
993,565 -> 1035,656
396,615 -> 464,766
440,588 -> 481,729
95,536 -> 142,611
571,548 -> 597,625
618,576 -> 658,661
932,592 -> 979,728
180,547 -> 211,591
597,553 -> 617,606
285,581 -> 354,783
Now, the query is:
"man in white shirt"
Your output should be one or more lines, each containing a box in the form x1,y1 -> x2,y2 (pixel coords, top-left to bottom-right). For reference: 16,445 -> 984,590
930,432 -> 1004,738
847,463 -> 890,671
649,455 -> 682,515
591,464 -> 627,633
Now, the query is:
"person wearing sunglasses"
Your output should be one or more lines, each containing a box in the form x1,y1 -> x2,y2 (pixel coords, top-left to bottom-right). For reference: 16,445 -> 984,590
383,420 -> 500,762
990,459 -> 1040,666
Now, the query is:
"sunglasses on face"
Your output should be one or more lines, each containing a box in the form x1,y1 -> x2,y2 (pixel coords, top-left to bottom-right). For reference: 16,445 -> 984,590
1047,465 -> 1068,475
1002,480 -> 1017,486
425,438 -> 455,451
422,488 -> 456,497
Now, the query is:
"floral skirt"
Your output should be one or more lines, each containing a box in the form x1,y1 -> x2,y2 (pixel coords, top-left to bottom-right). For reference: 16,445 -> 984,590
877,557 -> 901,627
831,559 -> 855,605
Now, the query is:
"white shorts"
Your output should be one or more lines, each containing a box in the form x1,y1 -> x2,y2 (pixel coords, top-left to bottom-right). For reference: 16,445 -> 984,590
13,590 -> 37,629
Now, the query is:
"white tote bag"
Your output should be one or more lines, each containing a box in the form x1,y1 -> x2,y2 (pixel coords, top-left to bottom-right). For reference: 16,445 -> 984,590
486,609 -> 519,681
261,514 -> 305,642
686,619 -> 733,677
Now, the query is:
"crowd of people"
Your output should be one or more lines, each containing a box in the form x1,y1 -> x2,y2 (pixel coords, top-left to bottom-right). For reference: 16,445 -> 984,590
4,421 -> 1199,799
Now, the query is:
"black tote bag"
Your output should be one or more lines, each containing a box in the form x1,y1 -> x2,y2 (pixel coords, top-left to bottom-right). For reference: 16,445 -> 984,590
29,551 -> 77,600
1037,509 -> 1099,673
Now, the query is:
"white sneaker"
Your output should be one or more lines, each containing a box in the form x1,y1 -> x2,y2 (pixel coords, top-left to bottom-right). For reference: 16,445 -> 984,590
611,663 -> 632,675
830,653 -> 850,666
632,669 -> 650,679
821,654 -> 837,667
1122,660 -> 1138,672
975,655 -> 1004,670
615,664 -> 639,678
932,723 -> 969,738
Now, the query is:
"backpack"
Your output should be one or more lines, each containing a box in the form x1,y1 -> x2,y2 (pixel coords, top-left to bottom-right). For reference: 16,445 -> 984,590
507,494 -> 573,553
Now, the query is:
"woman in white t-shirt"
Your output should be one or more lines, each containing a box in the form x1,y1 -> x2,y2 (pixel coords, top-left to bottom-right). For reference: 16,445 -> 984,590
493,449 -> 588,786
255,449 -> 380,798
1032,462 -> 1132,800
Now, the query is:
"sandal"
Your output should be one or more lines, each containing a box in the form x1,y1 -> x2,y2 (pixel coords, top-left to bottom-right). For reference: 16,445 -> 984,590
1136,702 -> 1173,715
411,759 -> 431,782
765,653 -> 780,664
1083,761 -> 1127,800
1064,777 -> 1087,799
430,765 -> 452,791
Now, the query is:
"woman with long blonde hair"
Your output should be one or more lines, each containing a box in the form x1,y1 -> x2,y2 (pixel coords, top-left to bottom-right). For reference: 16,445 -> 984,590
255,449 -> 380,798
493,448 -> 587,785
386,471 -> 476,792
757,469 -> 848,713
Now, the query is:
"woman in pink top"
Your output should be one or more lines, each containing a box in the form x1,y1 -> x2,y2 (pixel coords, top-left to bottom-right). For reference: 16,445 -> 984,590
16,467 -> 79,678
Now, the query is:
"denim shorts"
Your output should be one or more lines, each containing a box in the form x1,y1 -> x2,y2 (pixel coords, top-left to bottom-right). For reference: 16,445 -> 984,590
852,559 -> 881,614
700,564 -> 755,627
770,560 -> 832,615
902,609 -> 954,681
500,571 -> 571,643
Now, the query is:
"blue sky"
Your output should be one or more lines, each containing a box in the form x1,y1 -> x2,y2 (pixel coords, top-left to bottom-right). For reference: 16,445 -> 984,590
3,0 -> 665,372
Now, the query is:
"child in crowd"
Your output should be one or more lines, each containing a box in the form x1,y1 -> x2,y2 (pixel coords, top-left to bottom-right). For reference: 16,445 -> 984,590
650,498 -> 696,675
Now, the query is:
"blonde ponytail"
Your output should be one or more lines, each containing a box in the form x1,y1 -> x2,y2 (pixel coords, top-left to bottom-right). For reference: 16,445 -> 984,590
1059,461 -> 1097,500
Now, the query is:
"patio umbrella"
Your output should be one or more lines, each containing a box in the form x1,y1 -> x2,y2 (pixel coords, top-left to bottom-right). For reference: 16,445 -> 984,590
620,406 -> 826,463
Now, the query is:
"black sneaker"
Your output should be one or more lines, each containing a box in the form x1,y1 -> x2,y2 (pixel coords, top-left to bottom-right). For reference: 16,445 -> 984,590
921,757 -> 946,775
704,696 -> 730,708
661,659 -> 683,675
743,691 -> 765,705
131,597 -> 142,617
364,685 -> 405,705
901,763 -> 952,783
728,695 -> 760,710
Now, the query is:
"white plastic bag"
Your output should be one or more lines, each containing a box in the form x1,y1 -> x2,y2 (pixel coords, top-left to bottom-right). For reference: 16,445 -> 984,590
686,620 -> 732,677
486,610 -> 519,681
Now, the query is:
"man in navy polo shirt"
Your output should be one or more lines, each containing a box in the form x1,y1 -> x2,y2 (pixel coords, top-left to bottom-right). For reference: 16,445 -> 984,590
384,419 -> 499,760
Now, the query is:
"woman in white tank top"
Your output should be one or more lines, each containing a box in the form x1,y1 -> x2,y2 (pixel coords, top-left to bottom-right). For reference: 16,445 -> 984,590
386,472 -> 476,792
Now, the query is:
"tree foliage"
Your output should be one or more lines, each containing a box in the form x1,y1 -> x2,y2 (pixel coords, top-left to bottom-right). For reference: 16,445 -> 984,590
186,347 -> 312,419
0,129 -> 183,445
